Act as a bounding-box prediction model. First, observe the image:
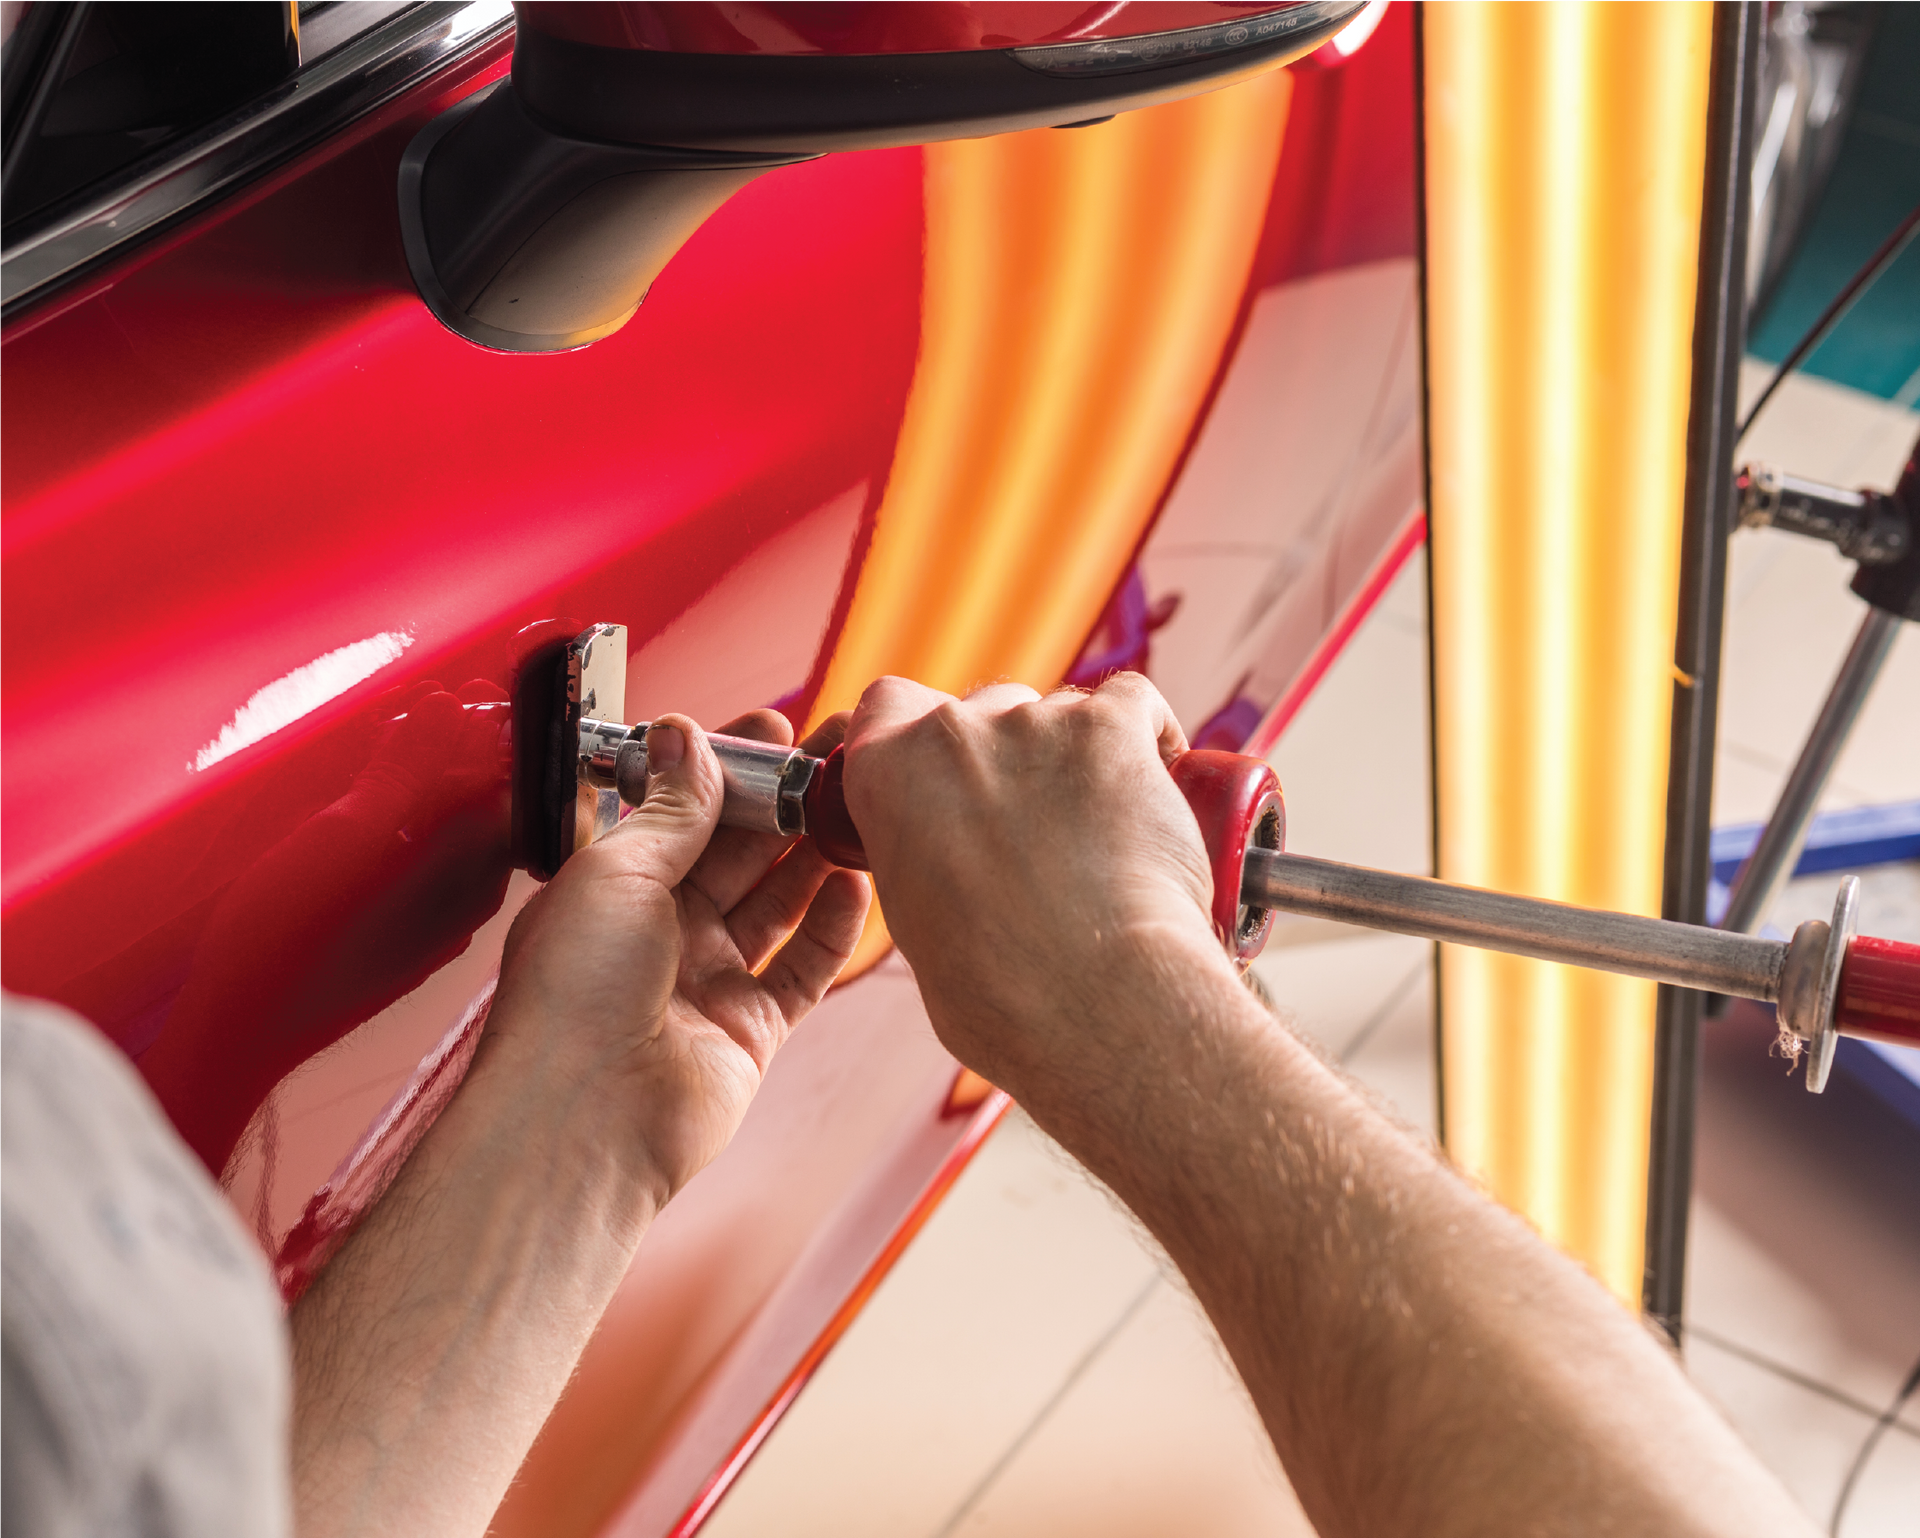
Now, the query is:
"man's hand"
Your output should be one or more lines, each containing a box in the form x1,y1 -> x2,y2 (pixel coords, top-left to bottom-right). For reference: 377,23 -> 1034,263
841,674 -> 1231,1099
486,709 -> 871,1206
291,709 -> 868,1538
845,672 -> 1811,1538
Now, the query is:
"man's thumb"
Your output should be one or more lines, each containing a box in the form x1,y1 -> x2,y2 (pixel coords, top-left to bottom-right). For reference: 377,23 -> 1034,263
607,716 -> 723,887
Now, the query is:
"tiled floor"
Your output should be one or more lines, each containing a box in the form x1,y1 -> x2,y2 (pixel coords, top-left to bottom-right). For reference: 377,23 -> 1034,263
1715,361 -> 1920,828
1682,365 -> 1920,1536
704,365 -> 1918,1535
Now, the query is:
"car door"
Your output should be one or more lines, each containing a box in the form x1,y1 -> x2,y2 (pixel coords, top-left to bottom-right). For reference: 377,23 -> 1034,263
1,4 -> 1418,1532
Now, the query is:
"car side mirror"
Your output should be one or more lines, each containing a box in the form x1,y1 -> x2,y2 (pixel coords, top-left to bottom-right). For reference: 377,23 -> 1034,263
399,1 -> 1362,352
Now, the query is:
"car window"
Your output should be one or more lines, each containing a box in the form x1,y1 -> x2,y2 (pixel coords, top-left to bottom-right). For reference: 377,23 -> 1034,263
0,0 -> 293,234
0,2 -> 67,161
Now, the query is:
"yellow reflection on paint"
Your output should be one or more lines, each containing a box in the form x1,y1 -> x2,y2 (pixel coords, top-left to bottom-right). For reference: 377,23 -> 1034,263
816,70 -> 1295,978
1424,3 -> 1713,1302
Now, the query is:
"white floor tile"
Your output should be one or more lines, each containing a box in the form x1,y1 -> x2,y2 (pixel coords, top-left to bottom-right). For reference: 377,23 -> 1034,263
1687,1331 -> 1920,1534
1734,359 -> 1919,492
1832,1428 -> 1920,1538
1682,364 -> 1920,1535
1762,862 -> 1920,946
1686,1179 -> 1920,1432
702,1110 -> 1168,1538
1714,525 -> 1920,825
1685,992 -> 1920,1536
1338,953 -> 1438,1141
1265,550 -> 1432,876
947,1281 -> 1315,1538
1254,931 -> 1428,1059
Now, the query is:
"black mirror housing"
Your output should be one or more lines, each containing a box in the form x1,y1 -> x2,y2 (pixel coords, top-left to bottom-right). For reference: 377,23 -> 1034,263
401,1 -> 1362,351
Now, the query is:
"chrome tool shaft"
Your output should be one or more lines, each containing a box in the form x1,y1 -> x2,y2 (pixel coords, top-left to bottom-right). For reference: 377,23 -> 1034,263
1238,849 -> 1872,1090
1241,849 -> 1786,1001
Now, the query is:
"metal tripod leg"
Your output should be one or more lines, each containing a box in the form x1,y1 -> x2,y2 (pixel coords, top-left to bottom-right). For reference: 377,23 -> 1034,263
1718,604 -> 1902,937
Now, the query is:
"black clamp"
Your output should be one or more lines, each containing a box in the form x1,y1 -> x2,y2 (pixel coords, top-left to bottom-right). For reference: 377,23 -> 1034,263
1849,443 -> 1920,622
1735,434 -> 1920,621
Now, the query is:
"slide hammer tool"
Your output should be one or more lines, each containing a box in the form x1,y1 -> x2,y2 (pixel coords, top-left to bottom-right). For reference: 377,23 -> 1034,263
576,716 -> 1920,1094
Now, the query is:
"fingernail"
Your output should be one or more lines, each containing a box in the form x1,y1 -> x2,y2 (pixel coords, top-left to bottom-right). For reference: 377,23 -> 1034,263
646,723 -> 685,775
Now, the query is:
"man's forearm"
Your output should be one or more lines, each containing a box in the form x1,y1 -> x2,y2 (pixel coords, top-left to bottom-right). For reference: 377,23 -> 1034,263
288,1025 -> 660,1538
995,949 -> 1813,1538
286,711 -> 866,1538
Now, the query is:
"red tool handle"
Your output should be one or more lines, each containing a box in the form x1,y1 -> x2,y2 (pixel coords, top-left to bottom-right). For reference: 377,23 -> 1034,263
1838,935 -> 1920,1047
801,746 -> 1285,963
801,746 -> 868,871
1168,751 -> 1286,963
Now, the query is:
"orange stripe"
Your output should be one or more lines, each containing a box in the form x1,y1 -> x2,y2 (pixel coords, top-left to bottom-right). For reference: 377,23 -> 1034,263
818,68 -> 1298,984
813,68 -> 1297,720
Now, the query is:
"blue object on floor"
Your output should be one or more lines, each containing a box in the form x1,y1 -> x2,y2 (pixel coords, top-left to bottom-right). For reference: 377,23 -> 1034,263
1710,799 -> 1920,885
1705,800 -> 1920,926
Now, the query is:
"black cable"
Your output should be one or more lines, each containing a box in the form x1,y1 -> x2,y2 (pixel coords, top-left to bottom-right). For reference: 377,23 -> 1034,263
1828,1348 -> 1920,1536
1737,203 -> 1920,449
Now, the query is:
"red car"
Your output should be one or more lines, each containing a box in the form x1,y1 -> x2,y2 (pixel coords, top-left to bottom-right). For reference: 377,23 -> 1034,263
1,4 -> 1417,1532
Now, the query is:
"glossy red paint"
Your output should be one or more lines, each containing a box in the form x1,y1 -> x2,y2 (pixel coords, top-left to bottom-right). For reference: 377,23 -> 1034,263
2,44 -> 921,1061
1256,0 -> 1418,287
1,4 -> 1420,1533
520,2 -> 1306,55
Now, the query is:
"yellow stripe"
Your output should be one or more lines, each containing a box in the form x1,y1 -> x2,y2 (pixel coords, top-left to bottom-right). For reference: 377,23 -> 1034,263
1425,2 -> 1714,1301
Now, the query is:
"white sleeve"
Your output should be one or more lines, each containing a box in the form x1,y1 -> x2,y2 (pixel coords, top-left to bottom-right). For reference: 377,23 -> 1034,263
2,994 -> 291,1538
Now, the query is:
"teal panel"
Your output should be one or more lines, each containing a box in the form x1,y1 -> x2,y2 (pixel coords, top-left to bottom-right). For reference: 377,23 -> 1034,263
1748,3 -> 1920,402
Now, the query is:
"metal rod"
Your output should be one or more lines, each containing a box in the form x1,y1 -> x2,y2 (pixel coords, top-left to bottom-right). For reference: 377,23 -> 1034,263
1718,604 -> 1902,936
1241,849 -> 1787,1003
1646,0 -> 1763,1342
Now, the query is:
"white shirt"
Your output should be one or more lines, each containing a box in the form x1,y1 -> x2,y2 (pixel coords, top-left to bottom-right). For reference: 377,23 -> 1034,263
2,995 -> 292,1537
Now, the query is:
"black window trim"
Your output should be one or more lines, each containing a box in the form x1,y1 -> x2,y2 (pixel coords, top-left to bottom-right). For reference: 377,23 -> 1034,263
0,0 -> 512,323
